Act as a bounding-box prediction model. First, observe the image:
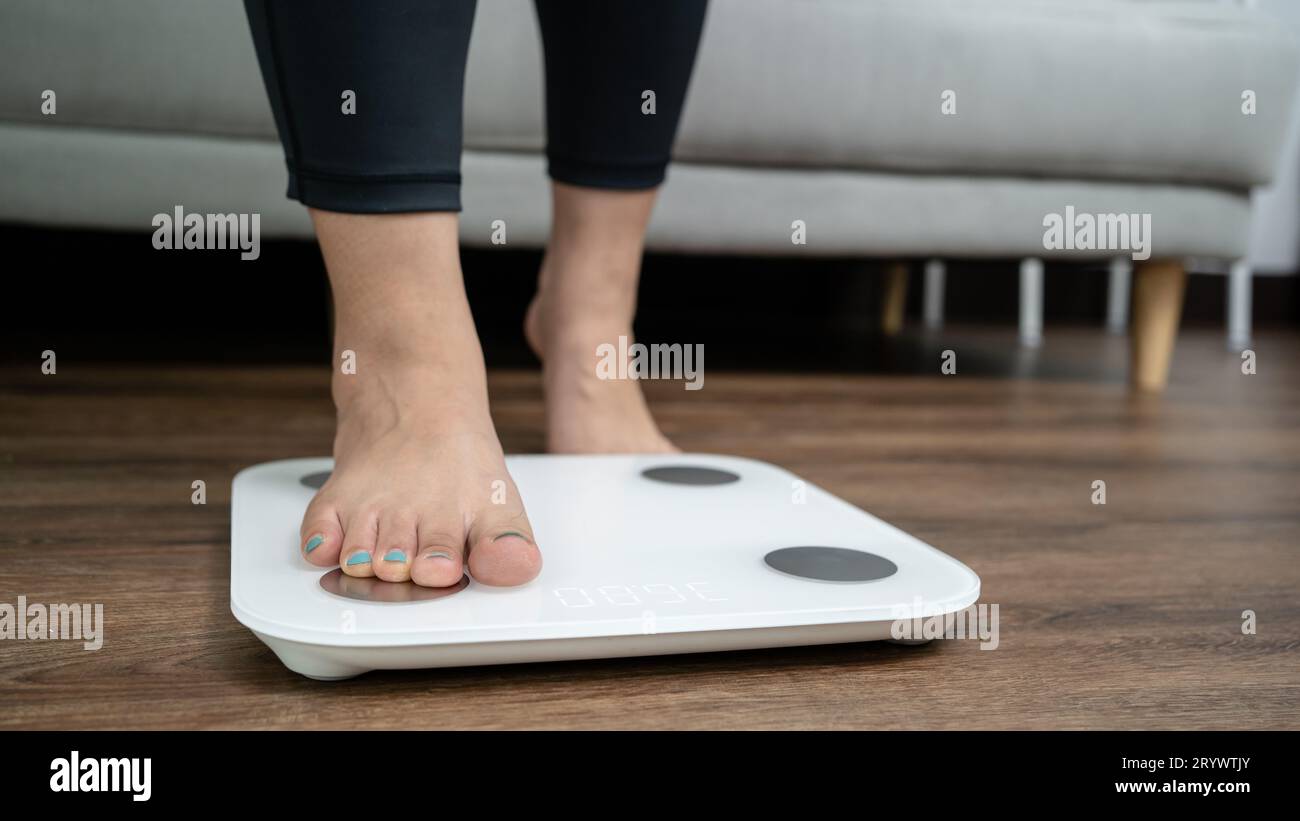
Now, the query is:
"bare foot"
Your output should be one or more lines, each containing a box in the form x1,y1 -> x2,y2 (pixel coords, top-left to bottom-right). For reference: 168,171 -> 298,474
297,210 -> 541,587
526,252 -> 677,455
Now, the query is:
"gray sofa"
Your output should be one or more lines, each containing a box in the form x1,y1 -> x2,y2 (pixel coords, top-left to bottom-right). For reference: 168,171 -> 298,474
3,0 -> 1297,386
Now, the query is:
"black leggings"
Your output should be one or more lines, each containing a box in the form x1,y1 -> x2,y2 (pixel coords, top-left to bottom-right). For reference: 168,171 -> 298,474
243,0 -> 708,214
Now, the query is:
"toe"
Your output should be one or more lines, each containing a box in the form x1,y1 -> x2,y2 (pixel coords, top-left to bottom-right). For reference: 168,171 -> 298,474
300,496 -> 344,567
466,510 -> 542,587
410,512 -> 467,588
340,508 -> 378,577
373,510 -> 418,583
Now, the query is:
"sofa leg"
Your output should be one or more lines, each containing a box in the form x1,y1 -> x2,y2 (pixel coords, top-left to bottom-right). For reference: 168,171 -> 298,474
1018,257 -> 1044,348
1226,258 -> 1252,351
922,258 -> 945,329
1130,259 -> 1186,392
1106,256 -> 1132,334
880,261 -> 909,335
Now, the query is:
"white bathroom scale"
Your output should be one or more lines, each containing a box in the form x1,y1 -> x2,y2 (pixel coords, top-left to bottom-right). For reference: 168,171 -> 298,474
231,455 -> 980,679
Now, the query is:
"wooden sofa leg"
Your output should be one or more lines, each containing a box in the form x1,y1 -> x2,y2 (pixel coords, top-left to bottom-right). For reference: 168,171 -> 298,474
880,261 -> 909,335
1130,259 -> 1186,392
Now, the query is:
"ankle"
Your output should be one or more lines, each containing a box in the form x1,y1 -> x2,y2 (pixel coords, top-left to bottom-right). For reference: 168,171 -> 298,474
329,338 -> 490,425
545,316 -> 636,368
538,245 -> 639,308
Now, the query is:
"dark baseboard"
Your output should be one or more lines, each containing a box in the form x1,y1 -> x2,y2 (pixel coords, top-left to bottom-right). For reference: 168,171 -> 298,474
3,224 -> 1296,368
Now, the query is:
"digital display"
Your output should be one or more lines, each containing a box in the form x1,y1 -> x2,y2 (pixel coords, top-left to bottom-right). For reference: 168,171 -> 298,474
551,582 -> 726,608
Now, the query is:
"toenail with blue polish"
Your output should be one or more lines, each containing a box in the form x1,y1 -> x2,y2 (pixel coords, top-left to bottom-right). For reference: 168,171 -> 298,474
493,531 -> 529,543
305,534 -> 324,553
425,550 -> 453,560
345,552 -> 371,566
383,549 -> 407,562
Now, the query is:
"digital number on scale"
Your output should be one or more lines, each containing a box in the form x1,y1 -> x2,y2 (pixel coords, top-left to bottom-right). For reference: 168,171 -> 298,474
552,583 -> 726,608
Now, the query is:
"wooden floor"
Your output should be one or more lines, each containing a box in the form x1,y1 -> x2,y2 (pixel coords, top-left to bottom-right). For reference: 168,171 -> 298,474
1,326 -> 1297,729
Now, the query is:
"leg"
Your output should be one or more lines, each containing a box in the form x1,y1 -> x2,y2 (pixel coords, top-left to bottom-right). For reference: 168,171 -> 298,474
922,258 -> 945,330
880,261 -> 909,336
1106,256 -> 1132,334
1018,257 -> 1044,348
1226,258 -> 1252,351
1130,259 -> 1187,392
244,0 -> 541,586
526,185 -> 678,453
527,0 -> 708,453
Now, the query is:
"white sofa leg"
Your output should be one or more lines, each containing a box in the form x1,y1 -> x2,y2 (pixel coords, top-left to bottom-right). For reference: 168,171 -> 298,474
1106,256 -> 1132,334
1019,257 -> 1044,348
922,258 -> 945,329
1226,258 -> 1252,351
